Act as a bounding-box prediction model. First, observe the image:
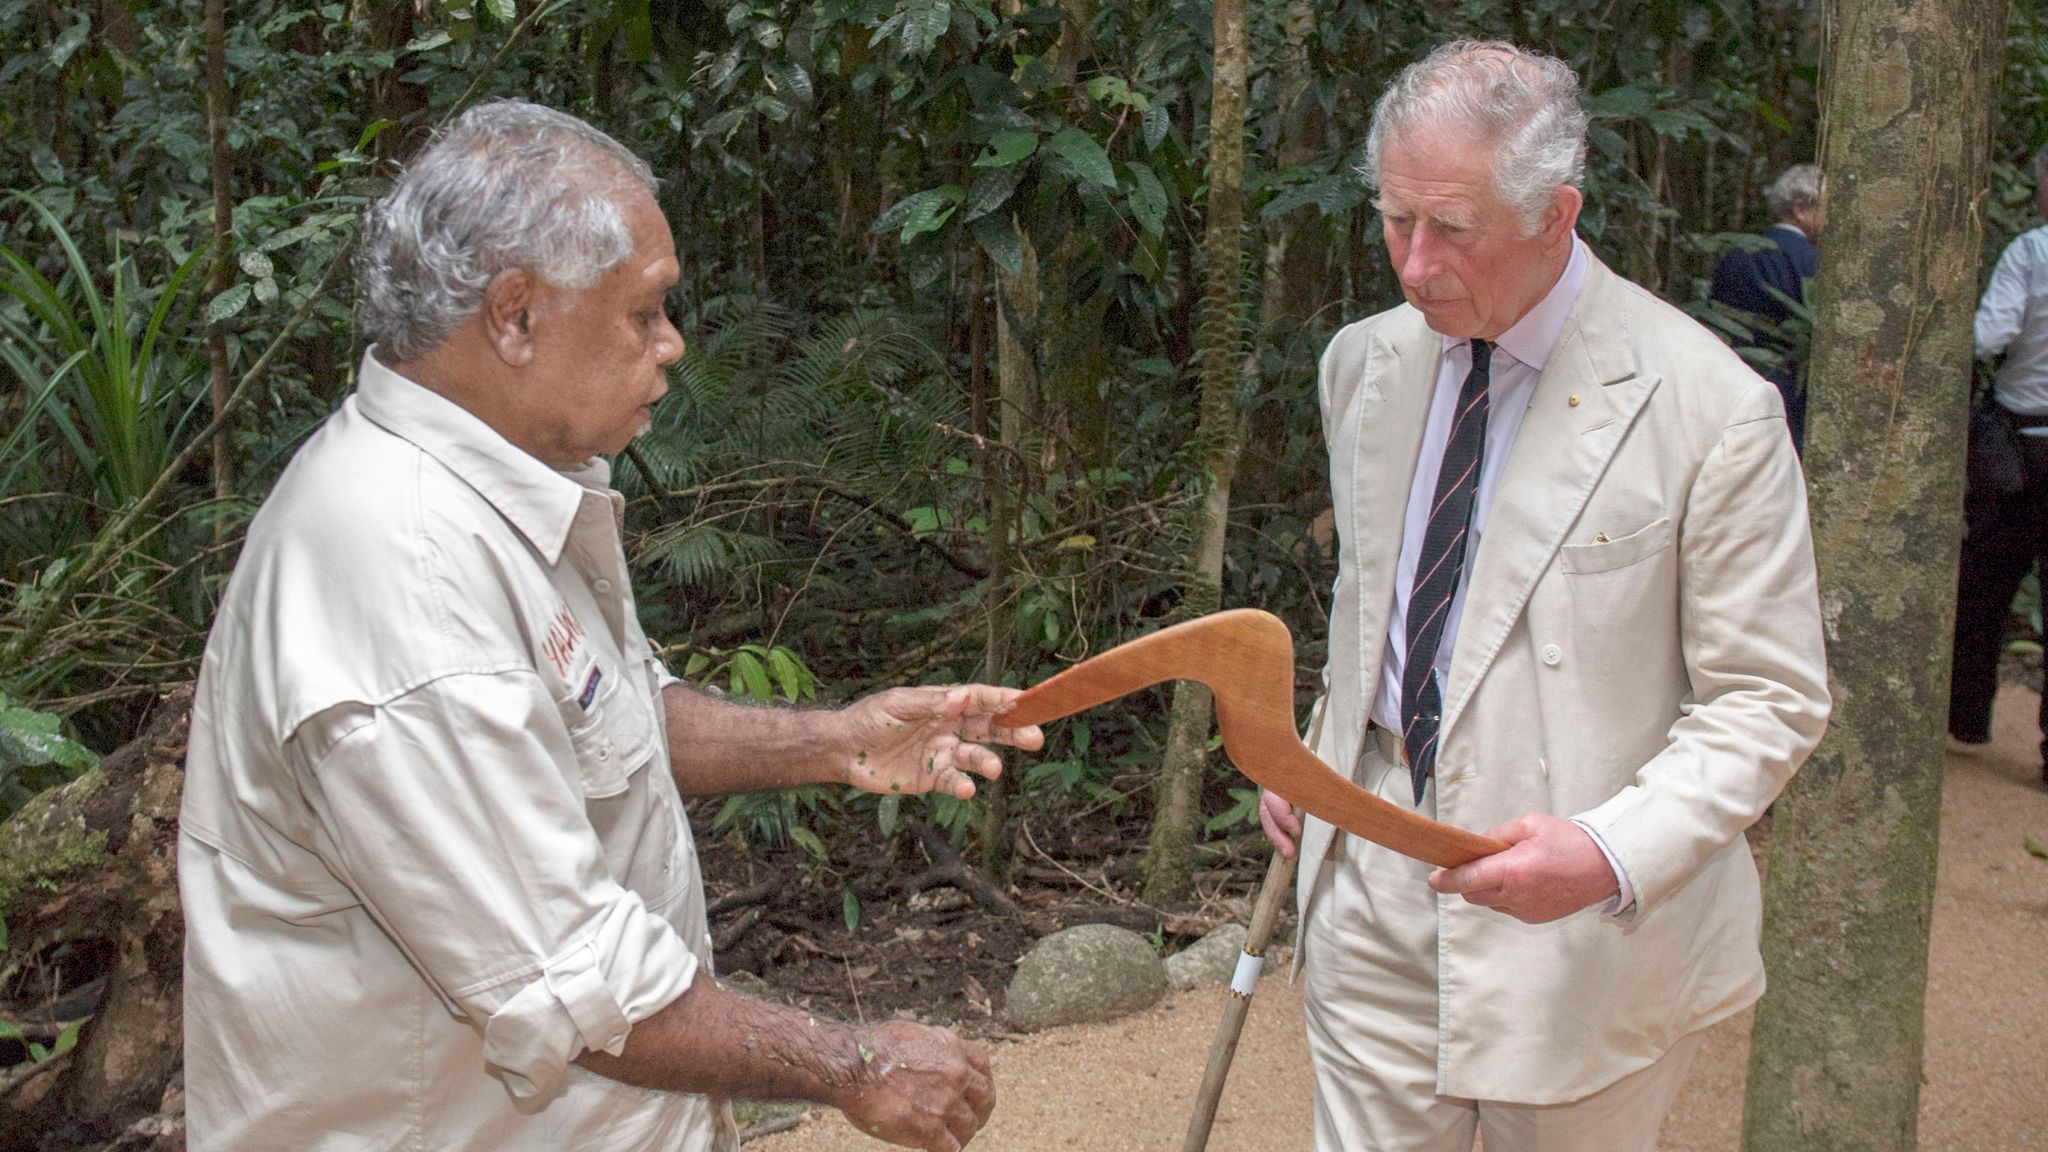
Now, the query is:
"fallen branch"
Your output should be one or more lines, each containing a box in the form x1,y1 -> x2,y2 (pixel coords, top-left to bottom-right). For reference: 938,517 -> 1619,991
895,821 -> 1019,917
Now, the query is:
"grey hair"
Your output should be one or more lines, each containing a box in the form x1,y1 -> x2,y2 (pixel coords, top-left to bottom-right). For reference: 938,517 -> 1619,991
356,100 -> 658,362
1764,163 -> 1823,221
1362,40 -> 1588,235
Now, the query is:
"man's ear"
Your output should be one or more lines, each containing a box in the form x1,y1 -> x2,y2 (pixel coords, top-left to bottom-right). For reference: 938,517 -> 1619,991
481,269 -> 538,367
1542,185 -> 1584,249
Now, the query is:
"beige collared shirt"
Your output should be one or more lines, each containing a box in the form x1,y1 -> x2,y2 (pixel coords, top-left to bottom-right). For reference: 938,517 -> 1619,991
180,351 -> 735,1151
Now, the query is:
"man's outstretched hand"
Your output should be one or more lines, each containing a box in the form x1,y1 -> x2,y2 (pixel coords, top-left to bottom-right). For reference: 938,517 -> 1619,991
839,685 -> 1044,800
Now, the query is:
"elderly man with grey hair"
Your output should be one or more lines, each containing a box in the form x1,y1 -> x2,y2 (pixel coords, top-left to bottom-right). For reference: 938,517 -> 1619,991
1708,161 -> 1824,450
179,100 -> 1040,1152
1258,41 -> 1828,1150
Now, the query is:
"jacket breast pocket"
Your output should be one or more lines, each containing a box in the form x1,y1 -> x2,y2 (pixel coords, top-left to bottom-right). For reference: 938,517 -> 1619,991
559,663 -> 654,800
1558,516 -> 1673,575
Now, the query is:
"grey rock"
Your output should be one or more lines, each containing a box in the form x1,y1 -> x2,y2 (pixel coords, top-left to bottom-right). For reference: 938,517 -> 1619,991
1005,923 -> 1166,1032
1165,923 -> 1250,990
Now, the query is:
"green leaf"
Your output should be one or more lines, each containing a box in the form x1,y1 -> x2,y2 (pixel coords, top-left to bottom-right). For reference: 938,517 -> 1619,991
1086,76 -> 1149,111
1046,128 -> 1117,188
1124,163 -> 1167,236
899,187 -> 963,242
1142,104 -> 1170,152
766,647 -> 804,702
49,14 -> 91,69
870,186 -> 965,242
842,889 -> 861,932
207,282 -> 252,324
730,649 -> 773,700
0,697 -> 98,774
788,825 -> 828,861
406,29 -> 454,52
961,163 -> 1026,224
877,794 -> 901,838
972,213 -> 1023,275
481,0 -> 515,21
52,1019 -> 82,1058
2026,837 -> 2048,861
683,652 -> 711,677
975,129 -> 1039,168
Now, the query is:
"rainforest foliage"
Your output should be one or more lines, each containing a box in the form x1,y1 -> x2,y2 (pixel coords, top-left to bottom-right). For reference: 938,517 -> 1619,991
1,0 -> 2045,879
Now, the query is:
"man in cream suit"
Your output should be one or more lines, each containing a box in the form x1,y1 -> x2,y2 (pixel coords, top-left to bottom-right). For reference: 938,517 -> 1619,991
1259,42 -> 1829,1150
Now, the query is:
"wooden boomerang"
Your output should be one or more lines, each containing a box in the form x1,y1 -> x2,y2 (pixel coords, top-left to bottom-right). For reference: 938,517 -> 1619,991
994,608 -> 1507,869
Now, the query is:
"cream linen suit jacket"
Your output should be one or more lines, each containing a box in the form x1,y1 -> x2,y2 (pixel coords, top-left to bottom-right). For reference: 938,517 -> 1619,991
1294,253 -> 1830,1104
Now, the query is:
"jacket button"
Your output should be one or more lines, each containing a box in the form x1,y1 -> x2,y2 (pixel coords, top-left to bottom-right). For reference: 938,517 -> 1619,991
1541,644 -> 1563,666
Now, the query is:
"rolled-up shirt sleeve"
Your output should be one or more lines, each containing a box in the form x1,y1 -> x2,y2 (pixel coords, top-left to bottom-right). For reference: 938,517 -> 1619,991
286,669 -> 699,1102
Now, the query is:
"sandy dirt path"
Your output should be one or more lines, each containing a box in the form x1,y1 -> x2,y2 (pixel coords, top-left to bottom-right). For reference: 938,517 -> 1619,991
756,683 -> 2048,1151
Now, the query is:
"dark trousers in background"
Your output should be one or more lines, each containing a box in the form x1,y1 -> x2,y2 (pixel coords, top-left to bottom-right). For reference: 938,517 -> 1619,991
1948,431 -> 2048,761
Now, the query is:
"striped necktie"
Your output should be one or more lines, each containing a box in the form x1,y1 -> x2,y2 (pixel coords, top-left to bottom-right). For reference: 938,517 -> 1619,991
1401,338 -> 1492,803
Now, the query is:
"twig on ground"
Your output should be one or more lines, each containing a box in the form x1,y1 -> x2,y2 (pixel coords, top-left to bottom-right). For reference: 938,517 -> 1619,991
1018,821 -> 1167,916
707,878 -> 779,918
739,1112 -> 809,1143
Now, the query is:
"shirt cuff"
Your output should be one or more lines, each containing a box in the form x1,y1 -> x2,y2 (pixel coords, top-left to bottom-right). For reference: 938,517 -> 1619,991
478,901 -> 701,1101
1570,817 -> 1637,917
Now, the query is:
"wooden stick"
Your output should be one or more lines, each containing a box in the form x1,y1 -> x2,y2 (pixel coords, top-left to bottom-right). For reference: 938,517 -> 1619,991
1180,843 -> 1298,1152
996,608 -> 1506,868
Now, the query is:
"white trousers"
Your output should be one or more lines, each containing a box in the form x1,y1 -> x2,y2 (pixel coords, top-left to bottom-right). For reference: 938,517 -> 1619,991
1300,745 -> 1702,1152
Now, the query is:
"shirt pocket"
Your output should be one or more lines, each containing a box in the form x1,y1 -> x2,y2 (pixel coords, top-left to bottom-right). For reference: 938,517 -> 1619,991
1558,516 -> 1674,575
559,661 -> 655,800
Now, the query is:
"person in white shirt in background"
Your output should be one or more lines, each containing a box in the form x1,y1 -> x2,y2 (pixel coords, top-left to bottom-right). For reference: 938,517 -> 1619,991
179,100 -> 1041,1152
1949,141 -> 2048,789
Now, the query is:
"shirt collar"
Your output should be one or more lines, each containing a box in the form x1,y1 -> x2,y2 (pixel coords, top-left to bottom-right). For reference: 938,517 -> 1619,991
1770,222 -> 1809,241
352,348 -> 609,565
1439,234 -> 1589,372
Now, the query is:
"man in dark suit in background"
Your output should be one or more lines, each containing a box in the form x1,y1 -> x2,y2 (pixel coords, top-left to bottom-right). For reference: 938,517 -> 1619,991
1709,162 -> 1823,452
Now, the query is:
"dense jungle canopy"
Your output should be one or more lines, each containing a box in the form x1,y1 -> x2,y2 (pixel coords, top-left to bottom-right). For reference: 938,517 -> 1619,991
0,0 -> 2043,1146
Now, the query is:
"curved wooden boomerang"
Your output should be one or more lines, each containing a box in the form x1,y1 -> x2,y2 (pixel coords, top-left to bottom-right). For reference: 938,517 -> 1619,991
995,608 -> 1507,869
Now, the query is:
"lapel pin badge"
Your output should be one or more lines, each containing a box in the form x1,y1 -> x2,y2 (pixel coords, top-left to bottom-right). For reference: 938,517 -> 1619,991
1568,394 -> 1582,407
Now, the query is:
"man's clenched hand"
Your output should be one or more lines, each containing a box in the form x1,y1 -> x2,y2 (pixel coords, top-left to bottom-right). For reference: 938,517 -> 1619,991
1426,813 -> 1618,923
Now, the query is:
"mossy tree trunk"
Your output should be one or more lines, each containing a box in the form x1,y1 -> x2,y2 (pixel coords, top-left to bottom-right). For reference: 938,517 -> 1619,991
0,691 -> 189,1151
1143,0 -> 1249,904
1742,0 -> 2007,1147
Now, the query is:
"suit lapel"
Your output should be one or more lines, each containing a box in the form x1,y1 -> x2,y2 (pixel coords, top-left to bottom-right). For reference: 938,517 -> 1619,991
1442,258 -> 1659,732
1343,315 -> 1438,755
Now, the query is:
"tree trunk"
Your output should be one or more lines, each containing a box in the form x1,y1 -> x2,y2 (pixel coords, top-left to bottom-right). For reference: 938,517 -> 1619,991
364,0 -> 427,159
1142,0 -> 1249,905
203,0 -> 234,531
0,691 -> 191,1151
970,257 -> 1017,876
1741,0 -> 2007,1147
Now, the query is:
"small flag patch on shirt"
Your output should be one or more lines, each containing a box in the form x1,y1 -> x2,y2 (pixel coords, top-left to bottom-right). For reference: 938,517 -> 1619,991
578,667 -> 603,710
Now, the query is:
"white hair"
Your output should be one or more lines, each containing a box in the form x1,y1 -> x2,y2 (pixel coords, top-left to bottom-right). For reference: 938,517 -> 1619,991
356,100 -> 658,361
1361,40 -> 1588,235
1764,163 -> 1823,221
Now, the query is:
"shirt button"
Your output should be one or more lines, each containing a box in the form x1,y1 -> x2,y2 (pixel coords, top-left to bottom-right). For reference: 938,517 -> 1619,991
1541,644 -> 1563,666
593,578 -> 614,594
598,741 -> 612,761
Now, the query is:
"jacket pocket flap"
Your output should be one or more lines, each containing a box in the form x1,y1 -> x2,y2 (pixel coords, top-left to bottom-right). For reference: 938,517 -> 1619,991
1559,517 -> 1674,575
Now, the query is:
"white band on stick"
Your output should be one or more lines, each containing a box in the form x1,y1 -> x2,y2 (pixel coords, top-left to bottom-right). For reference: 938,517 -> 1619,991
1229,949 -> 1263,998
